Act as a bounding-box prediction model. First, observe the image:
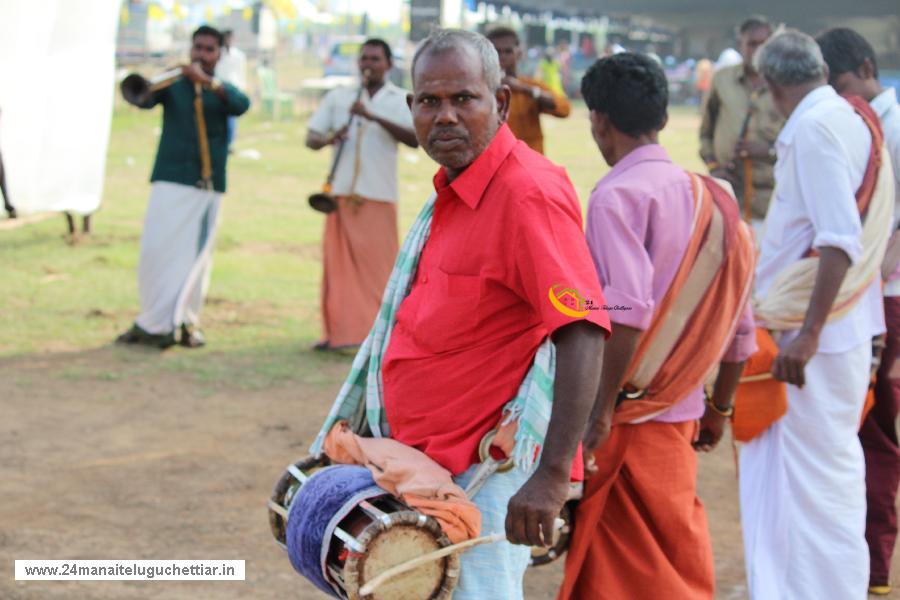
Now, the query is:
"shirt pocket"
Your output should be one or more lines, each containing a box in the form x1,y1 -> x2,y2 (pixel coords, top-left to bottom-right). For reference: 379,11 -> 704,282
412,268 -> 481,354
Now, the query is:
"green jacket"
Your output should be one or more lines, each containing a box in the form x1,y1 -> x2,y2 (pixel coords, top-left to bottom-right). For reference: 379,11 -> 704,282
140,77 -> 250,193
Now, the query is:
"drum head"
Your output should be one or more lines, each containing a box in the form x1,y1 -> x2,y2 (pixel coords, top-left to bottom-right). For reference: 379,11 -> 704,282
344,511 -> 459,600
309,193 -> 338,213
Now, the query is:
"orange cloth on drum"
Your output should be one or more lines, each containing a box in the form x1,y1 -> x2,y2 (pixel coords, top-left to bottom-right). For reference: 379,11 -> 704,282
323,421 -> 481,544
732,327 -> 788,442
558,421 -> 714,600
321,197 -> 398,347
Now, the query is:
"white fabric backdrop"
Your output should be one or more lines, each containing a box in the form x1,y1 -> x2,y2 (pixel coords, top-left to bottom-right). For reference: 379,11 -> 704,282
0,0 -> 120,216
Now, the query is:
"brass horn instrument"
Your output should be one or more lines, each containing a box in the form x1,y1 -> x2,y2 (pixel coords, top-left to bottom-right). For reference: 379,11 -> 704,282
308,69 -> 371,214
120,67 -> 183,106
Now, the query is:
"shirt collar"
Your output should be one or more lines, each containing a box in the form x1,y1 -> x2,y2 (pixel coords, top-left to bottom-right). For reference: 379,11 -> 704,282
777,85 -> 835,146
432,123 -> 518,209
871,87 -> 897,120
361,80 -> 397,101
606,144 -> 672,179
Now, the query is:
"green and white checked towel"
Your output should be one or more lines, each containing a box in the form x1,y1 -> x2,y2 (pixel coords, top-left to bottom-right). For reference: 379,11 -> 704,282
309,192 -> 556,472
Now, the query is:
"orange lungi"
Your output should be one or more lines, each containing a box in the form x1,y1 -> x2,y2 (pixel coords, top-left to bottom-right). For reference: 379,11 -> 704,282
558,421 -> 714,600
320,196 -> 398,347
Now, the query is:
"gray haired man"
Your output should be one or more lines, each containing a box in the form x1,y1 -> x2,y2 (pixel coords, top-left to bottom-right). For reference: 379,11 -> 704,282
739,29 -> 891,599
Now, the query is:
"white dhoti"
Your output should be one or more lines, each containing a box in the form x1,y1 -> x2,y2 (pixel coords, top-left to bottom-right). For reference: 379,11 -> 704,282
135,181 -> 222,335
739,340 -> 870,599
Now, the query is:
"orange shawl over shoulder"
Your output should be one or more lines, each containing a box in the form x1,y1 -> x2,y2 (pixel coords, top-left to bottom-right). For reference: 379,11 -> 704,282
614,173 -> 756,424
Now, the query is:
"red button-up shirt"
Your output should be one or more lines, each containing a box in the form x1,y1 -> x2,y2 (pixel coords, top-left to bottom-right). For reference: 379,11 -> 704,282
382,124 -> 611,475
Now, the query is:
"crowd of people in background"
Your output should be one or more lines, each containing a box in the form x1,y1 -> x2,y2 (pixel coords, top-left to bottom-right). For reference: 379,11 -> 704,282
101,13 -> 900,600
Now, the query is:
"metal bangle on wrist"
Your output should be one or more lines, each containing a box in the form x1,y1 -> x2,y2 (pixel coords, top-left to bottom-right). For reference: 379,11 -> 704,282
704,395 -> 734,418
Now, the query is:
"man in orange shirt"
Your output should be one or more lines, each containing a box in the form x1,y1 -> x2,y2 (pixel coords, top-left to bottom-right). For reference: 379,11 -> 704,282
487,27 -> 570,154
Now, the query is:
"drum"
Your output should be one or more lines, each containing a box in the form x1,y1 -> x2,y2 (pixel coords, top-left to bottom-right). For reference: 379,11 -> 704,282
268,457 -> 460,599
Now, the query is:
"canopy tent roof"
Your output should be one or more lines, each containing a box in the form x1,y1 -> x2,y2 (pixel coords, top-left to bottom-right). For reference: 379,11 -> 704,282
486,0 -> 899,20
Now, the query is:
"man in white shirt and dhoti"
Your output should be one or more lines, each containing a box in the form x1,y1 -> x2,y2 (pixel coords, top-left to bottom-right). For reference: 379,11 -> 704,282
739,29 -> 894,599
305,39 -> 417,352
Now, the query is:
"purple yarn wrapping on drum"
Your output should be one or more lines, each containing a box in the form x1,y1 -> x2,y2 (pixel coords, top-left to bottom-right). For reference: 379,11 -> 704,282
285,464 -> 380,597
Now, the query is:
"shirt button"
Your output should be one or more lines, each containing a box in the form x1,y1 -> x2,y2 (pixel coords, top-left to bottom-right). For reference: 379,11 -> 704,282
422,275 -> 428,284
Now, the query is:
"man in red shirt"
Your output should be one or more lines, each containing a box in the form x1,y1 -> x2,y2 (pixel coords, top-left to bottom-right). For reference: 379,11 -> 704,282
380,29 -> 610,598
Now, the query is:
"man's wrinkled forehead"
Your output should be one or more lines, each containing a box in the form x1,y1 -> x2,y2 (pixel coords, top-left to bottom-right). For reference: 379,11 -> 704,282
413,45 -> 486,92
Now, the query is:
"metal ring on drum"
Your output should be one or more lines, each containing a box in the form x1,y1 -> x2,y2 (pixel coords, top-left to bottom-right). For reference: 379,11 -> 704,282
528,481 -> 583,567
477,428 -> 515,473
268,455 -> 332,547
529,500 -> 576,566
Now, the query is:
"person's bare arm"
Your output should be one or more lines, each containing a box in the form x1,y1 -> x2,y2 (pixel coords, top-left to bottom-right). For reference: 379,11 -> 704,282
349,101 -> 418,148
581,323 -> 641,471
505,321 -> 605,547
772,246 -> 851,387
694,361 -> 745,452
537,87 -> 569,117
305,125 -> 349,151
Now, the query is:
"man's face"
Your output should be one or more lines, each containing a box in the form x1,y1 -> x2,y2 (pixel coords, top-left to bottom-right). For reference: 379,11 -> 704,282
765,79 -> 791,118
410,47 -> 509,176
190,34 -> 221,75
491,35 -> 520,75
358,44 -> 390,84
740,26 -> 771,70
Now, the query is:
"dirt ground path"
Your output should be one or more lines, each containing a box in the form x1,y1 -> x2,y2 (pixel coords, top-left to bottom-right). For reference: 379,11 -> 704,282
2,347 -> 898,599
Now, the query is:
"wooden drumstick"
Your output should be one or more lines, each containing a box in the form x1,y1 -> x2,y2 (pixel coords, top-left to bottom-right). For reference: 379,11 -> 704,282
359,518 -> 565,596
359,532 -> 505,596
739,373 -> 774,383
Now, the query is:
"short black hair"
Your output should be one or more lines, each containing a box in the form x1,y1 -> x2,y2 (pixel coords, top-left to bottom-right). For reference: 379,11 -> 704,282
362,38 -> 393,64
192,25 -> 224,47
816,27 -> 879,81
739,16 -> 771,36
486,26 -> 519,45
581,53 -> 668,137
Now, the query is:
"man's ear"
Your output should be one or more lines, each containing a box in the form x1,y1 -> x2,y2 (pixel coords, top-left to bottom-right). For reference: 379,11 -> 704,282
589,109 -> 607,135
859,58 -> 875,81
406,92 -> 413,110
496,85 -> 512,123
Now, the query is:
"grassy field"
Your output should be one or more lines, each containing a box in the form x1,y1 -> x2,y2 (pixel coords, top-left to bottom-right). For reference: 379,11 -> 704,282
0,100 -> 705,384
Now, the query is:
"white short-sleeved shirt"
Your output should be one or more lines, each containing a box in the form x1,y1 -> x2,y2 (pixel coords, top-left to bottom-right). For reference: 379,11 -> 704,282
757,85 -> 887,353
871,87 -> 900,296
307,81 -> 412,203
